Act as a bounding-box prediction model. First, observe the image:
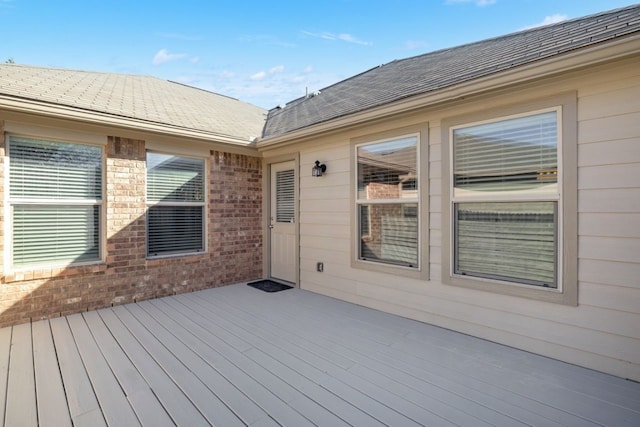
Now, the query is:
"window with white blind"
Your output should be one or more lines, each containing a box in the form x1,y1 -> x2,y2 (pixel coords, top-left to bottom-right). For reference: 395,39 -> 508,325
451,109 -> 560,288
146,152 -> 205,257
356,135 -> 419,268
9,136 -> 103,267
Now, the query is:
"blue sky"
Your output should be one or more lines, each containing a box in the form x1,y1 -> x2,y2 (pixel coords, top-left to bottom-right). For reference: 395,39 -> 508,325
1,0 -> 635,109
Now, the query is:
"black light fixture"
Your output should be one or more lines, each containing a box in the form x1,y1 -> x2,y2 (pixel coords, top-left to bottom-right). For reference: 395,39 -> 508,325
312,160 -> 326,177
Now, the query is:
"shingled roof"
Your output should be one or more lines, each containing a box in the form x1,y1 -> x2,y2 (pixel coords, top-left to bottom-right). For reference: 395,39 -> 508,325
0,65 -> 266,145
263,4 -> 640,139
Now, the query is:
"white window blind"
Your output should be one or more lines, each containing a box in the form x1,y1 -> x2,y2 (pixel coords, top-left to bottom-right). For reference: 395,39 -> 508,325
9,136 -> 102,267
356,136 -> 419,267
453,111 -> 557,193
452,110 -> 559,288
275,170 -> 295,223
146,152 -> 205,257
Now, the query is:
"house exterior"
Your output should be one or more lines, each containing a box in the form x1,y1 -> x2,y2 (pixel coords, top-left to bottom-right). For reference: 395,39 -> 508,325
1,4 -> 639,382
0,68 -> 266,325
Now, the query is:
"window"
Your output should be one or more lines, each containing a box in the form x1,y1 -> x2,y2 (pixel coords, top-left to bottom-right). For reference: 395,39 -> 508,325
356,136 -> 419,268
443,93 -> 577,305
9,136 -> 102,267
146,152 -> 205,257
452,110 -> 559,288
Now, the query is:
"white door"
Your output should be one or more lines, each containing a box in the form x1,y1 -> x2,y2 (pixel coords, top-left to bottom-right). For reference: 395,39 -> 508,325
270,161 -> 297,283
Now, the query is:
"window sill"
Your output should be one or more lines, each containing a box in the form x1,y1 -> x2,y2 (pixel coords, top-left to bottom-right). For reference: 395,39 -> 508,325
352,258 -> 427,281
444,273 -> 576,306
146,251 -> 209,265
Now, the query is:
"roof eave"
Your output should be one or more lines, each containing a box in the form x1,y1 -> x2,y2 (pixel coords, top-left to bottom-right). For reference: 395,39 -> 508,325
257,34 -> 640,150
0,96 -> 258,147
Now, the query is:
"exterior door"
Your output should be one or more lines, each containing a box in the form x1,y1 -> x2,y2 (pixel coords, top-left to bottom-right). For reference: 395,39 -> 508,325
270,161 -> 297,283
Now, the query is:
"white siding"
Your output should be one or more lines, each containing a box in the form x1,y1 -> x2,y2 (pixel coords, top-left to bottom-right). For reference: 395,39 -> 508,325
268,58 -> 640,381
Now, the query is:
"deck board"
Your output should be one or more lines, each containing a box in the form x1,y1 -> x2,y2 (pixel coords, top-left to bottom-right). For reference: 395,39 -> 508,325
5,323 -> 37,427
81,310 -> 175,427
1,283 -> 639,426
32,320 -> 72,427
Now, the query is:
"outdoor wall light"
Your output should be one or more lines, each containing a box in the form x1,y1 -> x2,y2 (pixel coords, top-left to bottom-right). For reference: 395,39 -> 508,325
312,160 -> 327,177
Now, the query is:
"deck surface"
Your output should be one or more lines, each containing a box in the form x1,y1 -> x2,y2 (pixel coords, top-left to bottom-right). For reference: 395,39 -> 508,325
1,283 -> 639,426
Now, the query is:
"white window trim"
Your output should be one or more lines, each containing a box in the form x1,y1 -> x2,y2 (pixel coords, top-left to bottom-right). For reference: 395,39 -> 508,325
350,123 -> 429,281
145,150 -> 208,259
441,92 -> 577,305
5,133 -> 106,271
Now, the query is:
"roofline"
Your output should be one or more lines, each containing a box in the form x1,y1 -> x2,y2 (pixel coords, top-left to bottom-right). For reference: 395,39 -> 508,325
0,96 -> 258,147
257,33 -> 640,149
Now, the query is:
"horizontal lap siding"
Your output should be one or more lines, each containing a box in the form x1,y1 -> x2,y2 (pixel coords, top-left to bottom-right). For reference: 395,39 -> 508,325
293,59 -> 640,380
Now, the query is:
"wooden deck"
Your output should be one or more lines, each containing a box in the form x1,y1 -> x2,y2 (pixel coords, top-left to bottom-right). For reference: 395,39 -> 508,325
0,283 -> 638,426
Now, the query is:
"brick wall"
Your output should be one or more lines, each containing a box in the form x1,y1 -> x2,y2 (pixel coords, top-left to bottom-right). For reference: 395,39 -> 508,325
0,135 -> 263,327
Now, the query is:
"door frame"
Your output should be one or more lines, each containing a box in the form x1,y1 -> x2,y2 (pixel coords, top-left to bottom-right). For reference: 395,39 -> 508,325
263,154 -> 300,286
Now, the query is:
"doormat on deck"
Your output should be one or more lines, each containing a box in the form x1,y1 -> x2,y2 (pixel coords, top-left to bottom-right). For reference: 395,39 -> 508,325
247,280 -> 293,293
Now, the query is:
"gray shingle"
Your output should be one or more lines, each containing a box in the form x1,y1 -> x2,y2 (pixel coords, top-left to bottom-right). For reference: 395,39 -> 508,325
263,4 -> 640,139
0,65 -> 266,144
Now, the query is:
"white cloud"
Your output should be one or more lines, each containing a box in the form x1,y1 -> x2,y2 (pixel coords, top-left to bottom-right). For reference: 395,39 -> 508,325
446,0 -> 496,6
302,30 -> 372,46
303,65 -> 313,73
250,71 -> 267,81
521,14 -> 568,30
152,49 -> 188,65
269,65 -> 285,73
403,40 -> 429,50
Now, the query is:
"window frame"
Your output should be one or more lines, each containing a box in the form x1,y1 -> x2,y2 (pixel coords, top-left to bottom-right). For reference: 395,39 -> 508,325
7,134 -> 105,270
350,124 -> 429,280
145,150 -> 207,259
441,93 -> 577,305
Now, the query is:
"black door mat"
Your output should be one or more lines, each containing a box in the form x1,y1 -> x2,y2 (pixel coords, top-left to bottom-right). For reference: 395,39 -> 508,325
247,280 -> 293,293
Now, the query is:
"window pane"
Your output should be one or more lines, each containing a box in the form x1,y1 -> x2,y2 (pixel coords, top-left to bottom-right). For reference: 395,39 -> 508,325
358,137 -> 417,200
276,169 -> 295,223
148,206 -> 204,256
453,111 -> 557,193
359,203 -> 418,267
13,205 -> 100,266
147,153 -> 204,202
454,202 -> 557,287
10,137 -> 102,199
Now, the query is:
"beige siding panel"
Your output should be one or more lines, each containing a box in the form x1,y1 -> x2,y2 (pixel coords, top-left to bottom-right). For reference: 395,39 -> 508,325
580,282 -> 640,314
579,84 -> 640,121
300,198 -> 349,214
300,271 -> 359,295
579,213 -> 640,238
430,178 -> 442,196
301,247 -> 351,266
300,235 -> 349,252
579,139 -> 640,167
578,164 -> 640,189
579,188 -> 640,213
299,185 -> 350,201
579,259 -> 640,288
577,64 -> 640,97
579,236 -> 640,263
301,211 -> 350,225
302,223 -> 350,239
579,112 -> 640,144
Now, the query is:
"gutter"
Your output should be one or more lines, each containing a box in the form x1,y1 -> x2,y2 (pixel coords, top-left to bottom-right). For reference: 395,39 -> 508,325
257,34 -> 640,149
0,96 -> 258,147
